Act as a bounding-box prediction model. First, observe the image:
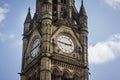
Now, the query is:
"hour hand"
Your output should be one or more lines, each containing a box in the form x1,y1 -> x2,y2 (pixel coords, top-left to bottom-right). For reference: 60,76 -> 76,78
58,41 -> 72,46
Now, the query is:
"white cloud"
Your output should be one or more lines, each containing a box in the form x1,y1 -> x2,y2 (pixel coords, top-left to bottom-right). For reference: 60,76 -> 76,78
89,34 -> 120,64
0,32 -> 22,47
10,40 -> 22,47
9,34 -> 15,38
0,32 -> 1,36
0,32 -> 6,42
0,32 -> 14,42
104,0 -> 120,10
0,3 -> 9,23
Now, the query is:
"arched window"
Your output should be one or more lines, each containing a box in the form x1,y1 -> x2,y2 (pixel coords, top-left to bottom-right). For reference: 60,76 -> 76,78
61,0 -> 66,4
51,67 -> 61,80
61,8 -> 67,18
35,71 -> 40,80
73,74 -> 80,80
62,70 -> 71,80
60,0 -> 68,19
52,0 -> 57,16
51,72 -> 56,80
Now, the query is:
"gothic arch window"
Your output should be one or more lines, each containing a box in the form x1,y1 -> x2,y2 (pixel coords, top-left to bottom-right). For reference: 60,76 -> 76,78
36,71 -> 40,80
61,0 -> 66,4
51,72 -> 56,80
73,74 -> 80,80
61,8 -> 67,18
62,70 -> 71,80
51,67 -> 61,80
60,0 -> 68,19
52,0 -> 57,16
34,72 -> 40,80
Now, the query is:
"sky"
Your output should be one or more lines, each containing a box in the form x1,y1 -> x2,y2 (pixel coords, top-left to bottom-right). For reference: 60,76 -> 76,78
0,0 -> 120,80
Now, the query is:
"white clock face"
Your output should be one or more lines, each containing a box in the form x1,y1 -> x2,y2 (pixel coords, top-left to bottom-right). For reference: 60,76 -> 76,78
57,35 -> 74,53
31,38 -> 40,58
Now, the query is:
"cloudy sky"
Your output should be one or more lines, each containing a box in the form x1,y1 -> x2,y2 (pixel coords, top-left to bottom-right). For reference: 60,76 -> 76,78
0,0 -> 120,80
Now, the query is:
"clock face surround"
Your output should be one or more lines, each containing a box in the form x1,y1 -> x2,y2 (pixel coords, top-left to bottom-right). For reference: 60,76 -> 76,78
57,35 -> 74,53
31,38 -> 40,58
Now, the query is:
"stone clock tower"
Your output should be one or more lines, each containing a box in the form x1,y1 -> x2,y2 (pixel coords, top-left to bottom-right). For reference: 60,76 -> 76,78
20,0 -> 89,80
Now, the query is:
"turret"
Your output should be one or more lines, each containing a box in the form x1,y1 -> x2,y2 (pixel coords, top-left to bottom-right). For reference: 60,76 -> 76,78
79,1 -> 89,80
21,8 -> 32,74
24,8 -> 31,33
79,0 -> 87,17
79,0 -> 87,31
78,0 -> 88,66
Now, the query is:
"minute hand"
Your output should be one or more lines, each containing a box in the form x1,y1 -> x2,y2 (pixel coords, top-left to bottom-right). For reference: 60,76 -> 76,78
58,41 -> 72,46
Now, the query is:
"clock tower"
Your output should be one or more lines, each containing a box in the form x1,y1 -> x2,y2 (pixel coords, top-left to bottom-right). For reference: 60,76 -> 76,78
20,0 -> 89,80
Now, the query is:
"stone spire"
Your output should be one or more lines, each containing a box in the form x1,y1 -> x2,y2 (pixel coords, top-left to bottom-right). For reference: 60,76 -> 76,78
79,0 -> 87,17
24,8 -> 31,23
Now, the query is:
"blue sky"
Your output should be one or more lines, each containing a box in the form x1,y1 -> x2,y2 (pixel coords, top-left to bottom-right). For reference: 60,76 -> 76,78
0,0 -> 120,80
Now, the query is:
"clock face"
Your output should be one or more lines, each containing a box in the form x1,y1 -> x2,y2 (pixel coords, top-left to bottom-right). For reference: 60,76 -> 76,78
31,38 -> 40,58
57,35 -> 74,53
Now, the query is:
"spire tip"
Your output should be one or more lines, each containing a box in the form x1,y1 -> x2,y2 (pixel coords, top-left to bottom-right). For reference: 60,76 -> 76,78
81,0 -> 83,5
28,7 -> 30,12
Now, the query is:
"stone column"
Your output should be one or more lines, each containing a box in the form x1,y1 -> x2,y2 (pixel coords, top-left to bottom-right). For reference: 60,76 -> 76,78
40,1 -> 52,80
68,0 -> 72,19
40,57 -> 51,80
57,0 -> 61,19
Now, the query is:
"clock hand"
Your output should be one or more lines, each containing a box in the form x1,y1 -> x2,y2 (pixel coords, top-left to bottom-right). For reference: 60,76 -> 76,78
58,41 -> 72,46
31,44 -> 40,51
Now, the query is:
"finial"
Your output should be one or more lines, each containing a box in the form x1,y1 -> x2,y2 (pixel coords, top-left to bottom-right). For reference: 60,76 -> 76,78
79,0 -> 87,16
81,0 -> 83,5
28,7 -> 30,12
24,7 -> 31,23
